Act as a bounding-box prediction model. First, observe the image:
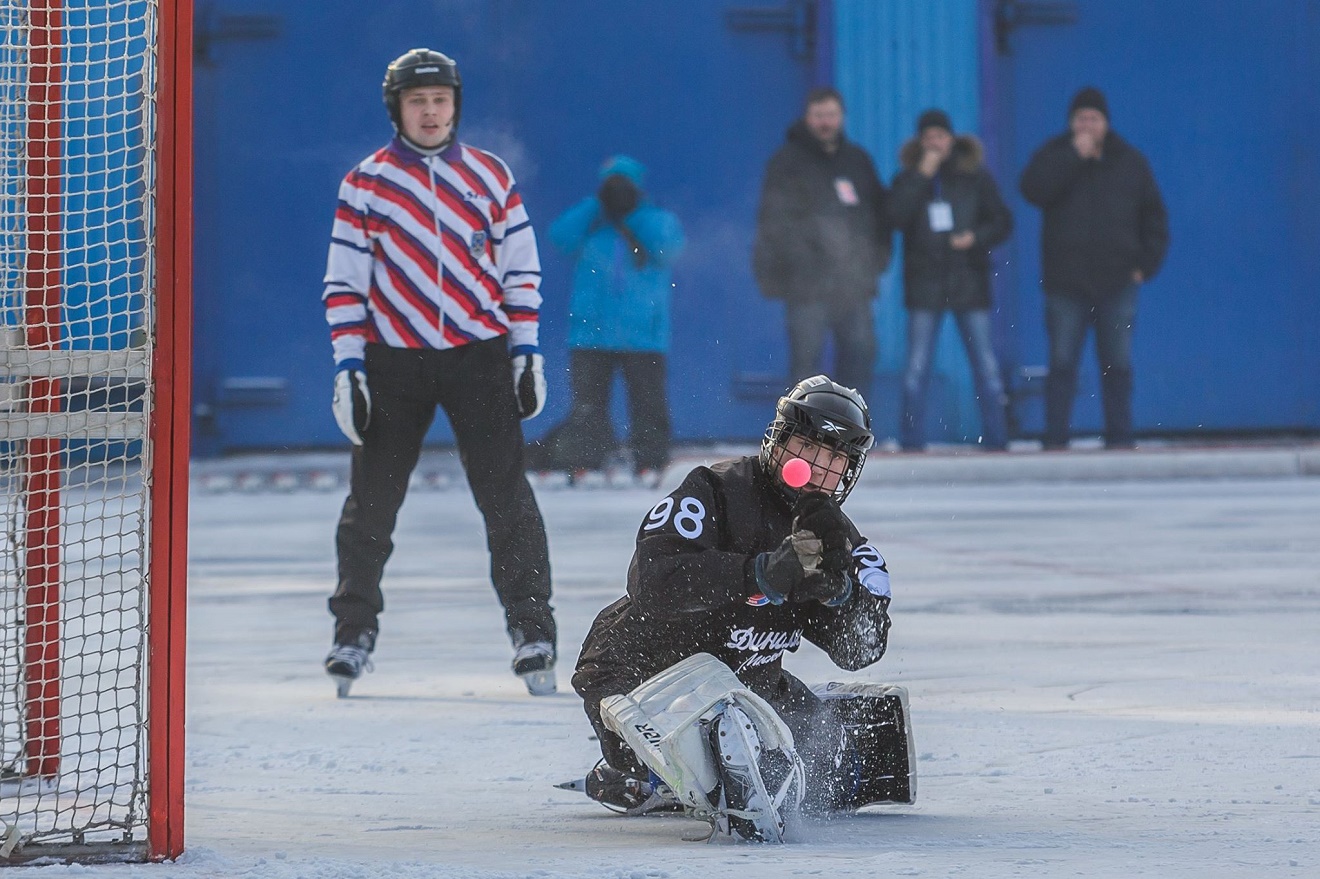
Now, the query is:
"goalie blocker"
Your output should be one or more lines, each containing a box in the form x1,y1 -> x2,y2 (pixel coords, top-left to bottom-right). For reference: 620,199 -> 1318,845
579,654 -> 913,842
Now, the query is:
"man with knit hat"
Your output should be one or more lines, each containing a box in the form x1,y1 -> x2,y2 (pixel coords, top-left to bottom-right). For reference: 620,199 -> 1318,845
1019,86 -> 1169,450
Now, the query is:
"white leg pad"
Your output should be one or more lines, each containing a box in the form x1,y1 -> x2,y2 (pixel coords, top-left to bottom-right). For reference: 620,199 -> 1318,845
601,652 -> 803,822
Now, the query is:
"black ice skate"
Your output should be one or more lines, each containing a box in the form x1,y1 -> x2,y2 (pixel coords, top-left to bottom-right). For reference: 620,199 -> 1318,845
556,763 -> 681,816
324,630 -> 375,698
512,640 -> 556,696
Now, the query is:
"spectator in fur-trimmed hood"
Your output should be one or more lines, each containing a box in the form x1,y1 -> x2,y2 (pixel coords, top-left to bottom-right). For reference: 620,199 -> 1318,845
889,109 -> 1013,451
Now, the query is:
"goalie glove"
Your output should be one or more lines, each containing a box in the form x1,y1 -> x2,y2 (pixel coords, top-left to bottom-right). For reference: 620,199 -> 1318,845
755,532 -> 853,607
511,348 -> 546,420
332,363 -> 371,446
792,492 -> 853,574
753,531 -> 822,605
792,569 -> 853,607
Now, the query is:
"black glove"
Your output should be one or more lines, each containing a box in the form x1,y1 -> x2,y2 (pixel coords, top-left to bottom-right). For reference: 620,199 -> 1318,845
755,531 -> 853,607
792,492 -> 852,573
511,351 -> 546,420
754,535 -> 809,604
792,569 -> 853,607
332,366 -> 371,446
792,492 -> 848,540
598,174 -> 641,222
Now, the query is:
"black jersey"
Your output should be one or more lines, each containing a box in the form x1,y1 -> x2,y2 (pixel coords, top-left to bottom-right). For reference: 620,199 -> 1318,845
572,456 -> 892,703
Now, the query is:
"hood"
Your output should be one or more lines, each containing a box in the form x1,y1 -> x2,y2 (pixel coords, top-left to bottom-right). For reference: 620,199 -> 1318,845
599,154 -> 646,185
898,134 -> 984,174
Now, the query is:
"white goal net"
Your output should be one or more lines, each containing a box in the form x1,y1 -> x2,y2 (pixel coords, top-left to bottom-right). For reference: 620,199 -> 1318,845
0,0 -> 187,863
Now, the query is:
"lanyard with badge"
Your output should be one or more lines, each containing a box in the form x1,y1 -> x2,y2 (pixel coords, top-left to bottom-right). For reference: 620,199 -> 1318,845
927,177 -> 954,233
834,177 -> 859,206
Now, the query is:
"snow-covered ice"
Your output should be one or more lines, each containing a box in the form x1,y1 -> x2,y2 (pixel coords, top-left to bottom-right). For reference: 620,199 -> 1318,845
8,470 -> 1319,877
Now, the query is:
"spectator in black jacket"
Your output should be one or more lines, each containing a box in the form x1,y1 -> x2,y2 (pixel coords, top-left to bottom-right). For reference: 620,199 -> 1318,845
1019,87 -> 1169,449
890,109 -> 1013,452
753,87 -> 892,396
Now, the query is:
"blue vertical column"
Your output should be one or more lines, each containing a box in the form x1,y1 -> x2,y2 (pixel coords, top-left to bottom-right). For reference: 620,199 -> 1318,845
833,0 -> 982,444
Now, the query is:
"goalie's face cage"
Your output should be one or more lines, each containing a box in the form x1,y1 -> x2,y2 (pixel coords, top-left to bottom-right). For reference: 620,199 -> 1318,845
762,420 -> 869,503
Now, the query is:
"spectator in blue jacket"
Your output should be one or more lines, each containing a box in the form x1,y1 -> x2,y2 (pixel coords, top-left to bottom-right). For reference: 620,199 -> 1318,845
536,156 -> 685,484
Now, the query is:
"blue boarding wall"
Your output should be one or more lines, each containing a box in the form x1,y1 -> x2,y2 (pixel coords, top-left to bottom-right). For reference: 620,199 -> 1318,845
834,0 -> 983,444
983,0 -> 1320,435
193,0 -> 1320,454
835,0 -> 1320,441
191,0 -> 830,455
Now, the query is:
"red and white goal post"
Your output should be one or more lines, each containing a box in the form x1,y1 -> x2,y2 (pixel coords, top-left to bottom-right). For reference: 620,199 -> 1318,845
0,0 -> 191,864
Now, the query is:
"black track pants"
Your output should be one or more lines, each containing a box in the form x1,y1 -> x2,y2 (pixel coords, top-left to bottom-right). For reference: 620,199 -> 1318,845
542,350 -> 671,472
329,338 -> 555,649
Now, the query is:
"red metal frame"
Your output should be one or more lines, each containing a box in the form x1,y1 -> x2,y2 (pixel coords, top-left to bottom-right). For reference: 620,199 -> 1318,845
147,0 -> 193,861
23,0 -> 64,783
18,0 -> 190,856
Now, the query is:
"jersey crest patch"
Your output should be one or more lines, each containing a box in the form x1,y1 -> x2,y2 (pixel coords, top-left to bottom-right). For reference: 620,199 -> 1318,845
746,592 -> 771,607
468,230 -> 488,260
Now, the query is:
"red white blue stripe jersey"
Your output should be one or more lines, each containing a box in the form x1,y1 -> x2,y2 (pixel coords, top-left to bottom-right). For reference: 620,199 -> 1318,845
323,137 -> 541,368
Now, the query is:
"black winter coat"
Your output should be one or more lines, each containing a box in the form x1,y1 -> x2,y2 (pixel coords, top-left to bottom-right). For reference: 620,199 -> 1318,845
889,135 -> 1013,311
571,456 -> 892,704
753,122 -> 892,303
1019,130 -> 1169,301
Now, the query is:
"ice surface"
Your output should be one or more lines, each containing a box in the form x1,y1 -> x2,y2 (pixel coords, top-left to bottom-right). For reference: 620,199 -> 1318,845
7,473 -> 1319,877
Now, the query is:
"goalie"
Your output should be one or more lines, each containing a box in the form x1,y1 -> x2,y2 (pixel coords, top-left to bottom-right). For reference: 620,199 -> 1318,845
566,375 -> 915,842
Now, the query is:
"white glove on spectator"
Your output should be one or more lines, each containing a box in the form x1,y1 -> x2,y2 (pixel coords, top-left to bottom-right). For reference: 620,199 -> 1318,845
511,351 -> 546,420
332,366 -> 371,445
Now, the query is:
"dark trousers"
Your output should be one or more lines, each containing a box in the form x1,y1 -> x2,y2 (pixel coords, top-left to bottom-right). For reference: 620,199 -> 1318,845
786,298 -> 877,396
1043,285 -> 1139,449
542,349 -> 671,473
330,338 -> 555,649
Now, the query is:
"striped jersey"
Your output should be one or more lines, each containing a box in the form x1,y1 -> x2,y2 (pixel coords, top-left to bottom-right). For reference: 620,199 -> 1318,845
323,137 -> 541,367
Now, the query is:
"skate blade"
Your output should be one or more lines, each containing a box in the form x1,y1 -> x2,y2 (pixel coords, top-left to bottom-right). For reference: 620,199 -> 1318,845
554,777 -> 588,793
519,668 -> 557,696
330,674 -> 354,698
715,706 -> 785,843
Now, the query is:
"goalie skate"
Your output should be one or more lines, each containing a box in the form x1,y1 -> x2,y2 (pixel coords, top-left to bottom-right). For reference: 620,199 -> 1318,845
555,764 -> 682,816
709,704 -> 803,843
599,654 -> 807,844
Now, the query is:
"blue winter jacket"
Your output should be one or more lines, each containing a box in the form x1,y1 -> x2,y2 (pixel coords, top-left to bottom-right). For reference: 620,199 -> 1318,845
548,159 -> 685,353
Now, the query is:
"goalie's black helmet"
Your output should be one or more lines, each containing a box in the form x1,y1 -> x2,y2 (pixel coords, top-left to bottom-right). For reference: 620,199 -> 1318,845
383,48 -> 462,133
760,375 -> 874,503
